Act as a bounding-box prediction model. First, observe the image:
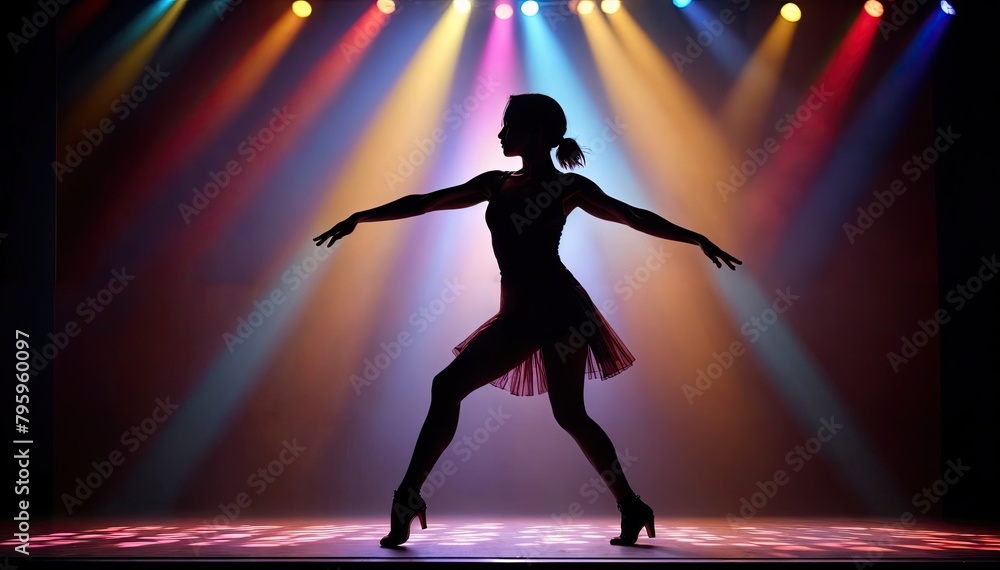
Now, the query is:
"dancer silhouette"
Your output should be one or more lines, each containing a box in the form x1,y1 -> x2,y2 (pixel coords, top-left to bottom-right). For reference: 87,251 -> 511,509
314,93 -> 741,547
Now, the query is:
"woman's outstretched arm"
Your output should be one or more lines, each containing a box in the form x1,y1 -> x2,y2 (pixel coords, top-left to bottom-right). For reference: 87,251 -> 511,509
313,170 -> 502,247
569,176 -> 742,270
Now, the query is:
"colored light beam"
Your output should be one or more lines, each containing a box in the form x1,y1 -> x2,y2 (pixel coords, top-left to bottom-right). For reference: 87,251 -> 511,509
519,10 -> 653,288
156,10 -> 305,170
717,16 -> 797,152
577,10 -> 745,417
288,2 -> 472,400
107,4 -> 472,510
60,0 -> 188,142
108,3 -> 468,505
68,5 -> 337,283
599,8 -> 735,243
87,5 -> 395,443
679,1 -> 751,78
103,243 -> 342,514
382,0 -> 526,404
768,10 -> 952,286
154,1 -> 225,65
712,268 -> 905,513
745,8 -> 880,256
425,2 -> 524,272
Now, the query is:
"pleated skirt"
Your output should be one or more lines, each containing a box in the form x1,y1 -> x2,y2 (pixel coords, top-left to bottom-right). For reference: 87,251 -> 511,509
452,269 -> 635,396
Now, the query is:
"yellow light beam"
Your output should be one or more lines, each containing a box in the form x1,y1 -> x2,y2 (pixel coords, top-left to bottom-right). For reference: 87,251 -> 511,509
589,8 -> 733,241
580,10 -> 743,390
288,5 -> 472,404
717,16 -> 796,153
60,0 -> 188,142
172,10 -> 305,164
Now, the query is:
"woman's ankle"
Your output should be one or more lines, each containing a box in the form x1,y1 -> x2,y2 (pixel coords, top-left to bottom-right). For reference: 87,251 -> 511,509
394,486 -> 425,507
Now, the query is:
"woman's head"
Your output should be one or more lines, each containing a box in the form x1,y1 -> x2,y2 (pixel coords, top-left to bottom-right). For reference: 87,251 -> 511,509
498,93 -> 586,169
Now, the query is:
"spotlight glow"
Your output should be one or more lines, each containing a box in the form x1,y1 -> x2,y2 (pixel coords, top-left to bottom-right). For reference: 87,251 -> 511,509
291,0 -> 311,18
863,0 -> 883,17
376,0 -> 396,15
601,0 -> 621,14
521,1 -> 539,16
940,1 -> 955,15
779,3 -> 801,22
496,3 -> 513,19
673,0 -> 693,7
577,0 -> 595,15
454,0 -> 472,13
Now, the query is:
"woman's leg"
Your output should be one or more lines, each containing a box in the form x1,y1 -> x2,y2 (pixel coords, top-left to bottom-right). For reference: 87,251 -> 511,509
397,316 -> 538,495
543,336 -> 636,502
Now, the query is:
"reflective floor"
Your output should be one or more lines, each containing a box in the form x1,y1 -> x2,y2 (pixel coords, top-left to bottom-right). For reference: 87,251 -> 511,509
7,517 -> 1000,563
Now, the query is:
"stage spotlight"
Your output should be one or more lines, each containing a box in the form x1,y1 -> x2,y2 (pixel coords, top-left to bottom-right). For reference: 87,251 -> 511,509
863,1 -> 883,17
521,1 -> 539,16
577,0 -> 595,15
940,1 -> 955,15
376,0 -> 396,15
779,3 -> 801,22
496,2 -> 513,19
291,0 -> 312,18
673,0 -> 693,7
601,0 -> 621,14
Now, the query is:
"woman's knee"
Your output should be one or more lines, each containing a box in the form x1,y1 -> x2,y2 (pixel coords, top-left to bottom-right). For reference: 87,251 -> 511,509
552,406 -> 591,432
430,369 -> 464,406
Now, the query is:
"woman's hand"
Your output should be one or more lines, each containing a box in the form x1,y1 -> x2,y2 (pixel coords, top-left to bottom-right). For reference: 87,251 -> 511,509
313,214 -> 358,247
699,236 -> 742,270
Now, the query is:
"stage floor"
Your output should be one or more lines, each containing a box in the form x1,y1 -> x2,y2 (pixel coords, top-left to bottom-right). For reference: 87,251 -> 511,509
7,516 -> 1000,567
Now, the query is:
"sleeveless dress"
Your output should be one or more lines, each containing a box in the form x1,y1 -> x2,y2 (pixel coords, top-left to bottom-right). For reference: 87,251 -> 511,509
452,171 -> 635,396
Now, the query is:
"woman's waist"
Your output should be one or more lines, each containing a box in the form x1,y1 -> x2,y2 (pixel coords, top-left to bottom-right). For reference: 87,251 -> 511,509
498,261 -> 573,282
498,267 -> 586,301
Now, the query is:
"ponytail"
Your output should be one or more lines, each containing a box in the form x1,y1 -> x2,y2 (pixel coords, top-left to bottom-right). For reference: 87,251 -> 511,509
555,137 -> 586,170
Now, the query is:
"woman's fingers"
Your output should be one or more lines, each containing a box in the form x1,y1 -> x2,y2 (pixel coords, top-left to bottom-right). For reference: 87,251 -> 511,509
723,253 -> 741,270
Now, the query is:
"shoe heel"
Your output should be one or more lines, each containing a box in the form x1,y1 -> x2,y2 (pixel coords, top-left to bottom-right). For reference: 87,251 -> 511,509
417,509 -> 427,530
644,517 -> 655,538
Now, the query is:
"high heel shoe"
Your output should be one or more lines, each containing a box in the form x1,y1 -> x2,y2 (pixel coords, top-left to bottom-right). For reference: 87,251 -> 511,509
379,488 -> 427,547
610,493 -> 654,546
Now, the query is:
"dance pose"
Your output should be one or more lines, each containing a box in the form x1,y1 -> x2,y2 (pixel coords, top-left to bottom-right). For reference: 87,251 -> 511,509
314,93 -> 741,547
